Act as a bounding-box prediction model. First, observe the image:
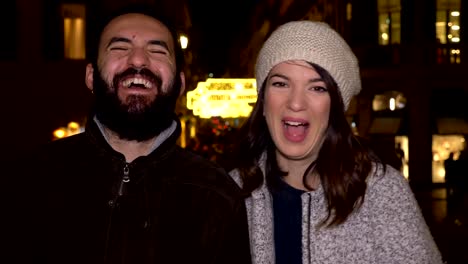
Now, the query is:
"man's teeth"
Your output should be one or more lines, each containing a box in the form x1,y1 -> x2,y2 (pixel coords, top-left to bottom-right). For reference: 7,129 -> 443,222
122,78 -> 152,88
284,121 -> 305,126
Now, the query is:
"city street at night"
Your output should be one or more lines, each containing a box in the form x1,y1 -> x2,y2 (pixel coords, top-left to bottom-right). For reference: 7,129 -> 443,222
416,186 -> 468,264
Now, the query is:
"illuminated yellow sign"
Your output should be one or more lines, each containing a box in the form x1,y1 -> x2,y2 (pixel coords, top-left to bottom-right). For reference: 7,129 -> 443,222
186,78 -> 257,118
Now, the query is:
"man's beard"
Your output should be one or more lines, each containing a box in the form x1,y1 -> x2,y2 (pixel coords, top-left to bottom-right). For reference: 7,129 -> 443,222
92,66 -> 181,142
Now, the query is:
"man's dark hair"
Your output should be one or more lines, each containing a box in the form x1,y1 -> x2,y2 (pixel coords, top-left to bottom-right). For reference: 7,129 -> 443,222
86,3 -> 185,71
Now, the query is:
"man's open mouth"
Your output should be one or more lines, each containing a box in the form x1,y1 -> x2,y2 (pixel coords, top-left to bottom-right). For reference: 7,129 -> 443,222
122,77 -> 153,89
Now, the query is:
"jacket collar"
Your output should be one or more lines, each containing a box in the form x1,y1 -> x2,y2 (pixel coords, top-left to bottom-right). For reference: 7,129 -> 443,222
93,115 -> 177,154
84,115 -> 182,162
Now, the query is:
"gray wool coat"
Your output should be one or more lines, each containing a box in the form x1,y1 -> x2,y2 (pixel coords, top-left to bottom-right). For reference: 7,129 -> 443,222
230,157 -> 443,264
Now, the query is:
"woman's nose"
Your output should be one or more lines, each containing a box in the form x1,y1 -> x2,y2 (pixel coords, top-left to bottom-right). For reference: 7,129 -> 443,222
287,88 -> 306,111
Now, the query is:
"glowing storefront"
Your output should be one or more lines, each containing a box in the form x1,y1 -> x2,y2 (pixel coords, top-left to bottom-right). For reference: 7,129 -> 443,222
183,78 -> 257,148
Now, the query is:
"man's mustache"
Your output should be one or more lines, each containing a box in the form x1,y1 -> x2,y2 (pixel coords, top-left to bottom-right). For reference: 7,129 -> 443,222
112,67 -> 162,89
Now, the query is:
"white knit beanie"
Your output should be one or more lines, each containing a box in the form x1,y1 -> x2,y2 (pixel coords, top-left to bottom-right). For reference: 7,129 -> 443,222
255,20 -> 361,110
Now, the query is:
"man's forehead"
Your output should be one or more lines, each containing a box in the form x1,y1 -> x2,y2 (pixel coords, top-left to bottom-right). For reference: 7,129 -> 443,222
101,13 -> 173,43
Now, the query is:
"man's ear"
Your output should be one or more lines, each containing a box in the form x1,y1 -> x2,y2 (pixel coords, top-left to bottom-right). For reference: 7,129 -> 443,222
85,63 -> 94,92
178,72 -> 186,96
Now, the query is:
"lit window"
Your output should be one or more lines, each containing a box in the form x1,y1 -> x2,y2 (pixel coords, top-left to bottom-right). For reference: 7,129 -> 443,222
436,0 -> 461,64
61,4 -> 86,60
372,91 -> 406,111
436,0 -> 461,44
432,135 -> 466,183
346,3 -> 352,21
377,0 -> 401,45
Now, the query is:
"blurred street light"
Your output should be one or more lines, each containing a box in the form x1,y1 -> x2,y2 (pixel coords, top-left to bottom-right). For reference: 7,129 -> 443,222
52,121 -> 84,140
179,34 -> 188,49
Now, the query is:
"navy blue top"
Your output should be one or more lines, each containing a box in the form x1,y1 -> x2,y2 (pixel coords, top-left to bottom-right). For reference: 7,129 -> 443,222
272,179 -> 305,264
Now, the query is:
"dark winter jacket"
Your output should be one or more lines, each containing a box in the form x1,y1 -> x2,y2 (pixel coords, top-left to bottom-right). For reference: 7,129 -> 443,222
7,118 -> 251,264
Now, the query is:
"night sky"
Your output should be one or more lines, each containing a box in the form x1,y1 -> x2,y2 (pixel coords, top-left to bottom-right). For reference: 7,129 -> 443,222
186,0 -> 256,77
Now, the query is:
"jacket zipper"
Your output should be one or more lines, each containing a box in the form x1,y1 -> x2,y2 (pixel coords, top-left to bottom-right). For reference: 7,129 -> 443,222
118,163 -> 130,197
104,163 -> 131,261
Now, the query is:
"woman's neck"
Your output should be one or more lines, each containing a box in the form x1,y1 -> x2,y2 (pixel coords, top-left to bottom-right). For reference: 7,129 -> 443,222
276,152 -> 320,191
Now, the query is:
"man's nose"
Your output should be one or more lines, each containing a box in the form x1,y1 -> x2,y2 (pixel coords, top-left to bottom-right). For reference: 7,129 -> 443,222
127,48 -> 149,68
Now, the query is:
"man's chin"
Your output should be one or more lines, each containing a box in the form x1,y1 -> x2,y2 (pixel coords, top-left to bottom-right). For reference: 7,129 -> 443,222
122,94 -> 155,114
98,113 -> 172,142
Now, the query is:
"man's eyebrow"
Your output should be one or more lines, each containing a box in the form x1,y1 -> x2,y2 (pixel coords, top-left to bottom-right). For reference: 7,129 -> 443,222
106,37 -> 131,48
106,37 -> 170,52
148,40 -> 170,51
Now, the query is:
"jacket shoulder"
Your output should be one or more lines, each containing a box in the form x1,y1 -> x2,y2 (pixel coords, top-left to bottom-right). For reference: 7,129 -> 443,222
14,133 -> 87,165
367,164 -> 411,195
170,148 -> 243,199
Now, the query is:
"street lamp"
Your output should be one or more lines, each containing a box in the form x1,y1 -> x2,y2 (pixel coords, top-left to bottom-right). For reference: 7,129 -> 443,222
179,34 -> 188,50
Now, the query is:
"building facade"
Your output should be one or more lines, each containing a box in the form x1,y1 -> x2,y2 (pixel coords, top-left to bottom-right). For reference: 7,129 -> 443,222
230,0 -> 468,189
3,0 -> 468,189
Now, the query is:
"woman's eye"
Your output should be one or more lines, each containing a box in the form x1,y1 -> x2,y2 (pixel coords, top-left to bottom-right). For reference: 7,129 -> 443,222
271,81 -> 287,87
312,86 -> 327,92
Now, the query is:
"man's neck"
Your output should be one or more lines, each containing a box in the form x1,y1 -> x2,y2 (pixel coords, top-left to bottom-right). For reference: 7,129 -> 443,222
103,127 -> 157,163
93,116 -> 177,163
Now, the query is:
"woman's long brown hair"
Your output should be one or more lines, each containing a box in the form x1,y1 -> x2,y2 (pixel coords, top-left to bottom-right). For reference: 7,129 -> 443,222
230,63 -> 382,227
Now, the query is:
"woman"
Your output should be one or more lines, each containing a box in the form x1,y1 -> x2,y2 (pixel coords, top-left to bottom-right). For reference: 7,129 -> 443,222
229,21 -> 442,264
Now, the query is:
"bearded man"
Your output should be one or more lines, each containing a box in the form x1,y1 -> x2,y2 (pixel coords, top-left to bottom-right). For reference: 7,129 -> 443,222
6,4 -> 251,264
